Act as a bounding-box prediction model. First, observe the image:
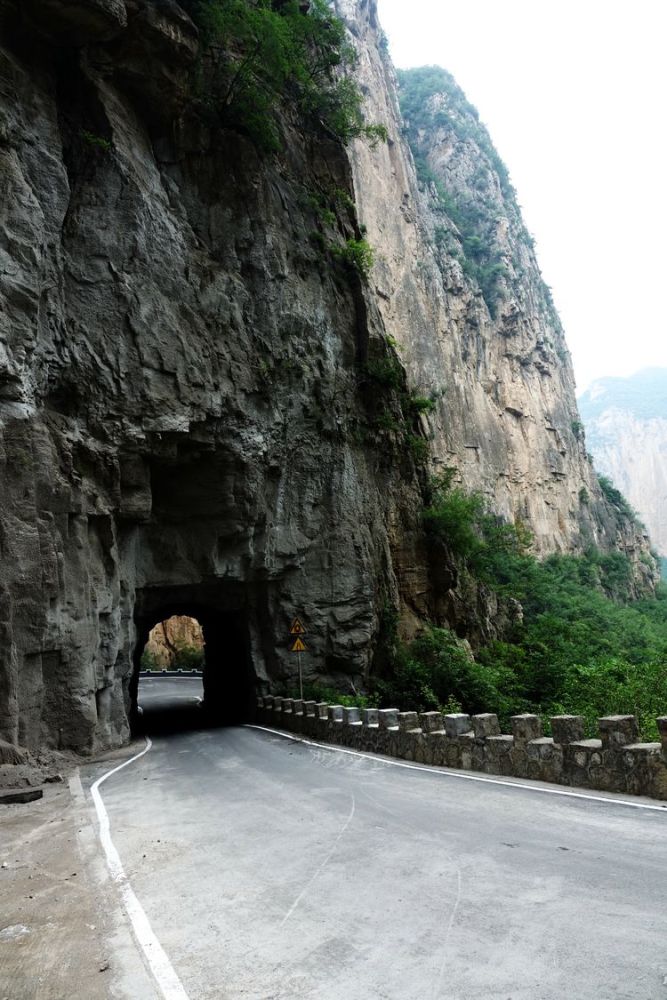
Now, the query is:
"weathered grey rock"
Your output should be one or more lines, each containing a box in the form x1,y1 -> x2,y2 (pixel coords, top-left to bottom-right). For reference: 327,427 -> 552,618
328,706 -> 344,723
512,715 -> 542,746
0,739 -> 28,765
444,714 -> 471,738
551,715 -> 585,746
0,787 -> 43,805
316,704 -> 329,722
472,713 -> 500,739
304,701 -> 317,718
397,711 -> 420,733
598,716 -> 639,751
378,709 -> 399,730
419,711 -> 444,734
362,708 -> 379,727
343,707 -> 361,726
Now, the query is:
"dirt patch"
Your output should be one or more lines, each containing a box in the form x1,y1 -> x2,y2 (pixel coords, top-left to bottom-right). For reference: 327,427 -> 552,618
0,782 -> 112,1000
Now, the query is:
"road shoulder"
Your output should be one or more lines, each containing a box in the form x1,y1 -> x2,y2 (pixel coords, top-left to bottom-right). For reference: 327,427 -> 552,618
0,763 -> 159,1000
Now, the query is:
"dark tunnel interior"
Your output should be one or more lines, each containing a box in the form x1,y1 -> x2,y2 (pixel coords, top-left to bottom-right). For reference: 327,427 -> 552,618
129,588 -> 257,737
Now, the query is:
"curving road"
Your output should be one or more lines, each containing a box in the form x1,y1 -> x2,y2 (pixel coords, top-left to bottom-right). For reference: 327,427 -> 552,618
93,677 -> 667,999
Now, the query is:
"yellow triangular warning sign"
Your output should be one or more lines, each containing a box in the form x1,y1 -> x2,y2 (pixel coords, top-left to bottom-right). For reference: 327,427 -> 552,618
290,636 -> 307,653
289,617 -> 306,635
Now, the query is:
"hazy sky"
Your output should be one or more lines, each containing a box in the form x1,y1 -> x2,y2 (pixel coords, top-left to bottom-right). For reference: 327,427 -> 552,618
376,0 -> 667,392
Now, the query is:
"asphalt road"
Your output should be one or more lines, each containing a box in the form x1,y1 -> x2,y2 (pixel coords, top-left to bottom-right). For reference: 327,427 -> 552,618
95,677 -> 667,1000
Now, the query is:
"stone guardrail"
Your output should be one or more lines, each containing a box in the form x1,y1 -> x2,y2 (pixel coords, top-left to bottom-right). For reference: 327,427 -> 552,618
256,698 -> 667,801
139,669 -> 203,677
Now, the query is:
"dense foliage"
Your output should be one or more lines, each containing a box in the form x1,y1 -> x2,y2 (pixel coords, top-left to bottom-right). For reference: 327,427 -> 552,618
183,0 -> 387,150
387,477 -> 667,739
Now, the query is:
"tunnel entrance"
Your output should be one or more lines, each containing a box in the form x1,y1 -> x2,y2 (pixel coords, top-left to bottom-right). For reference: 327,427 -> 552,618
130,586 -> 256,736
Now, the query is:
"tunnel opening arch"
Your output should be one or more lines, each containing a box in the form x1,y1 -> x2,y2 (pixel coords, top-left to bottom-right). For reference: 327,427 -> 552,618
129,583 -> 258,735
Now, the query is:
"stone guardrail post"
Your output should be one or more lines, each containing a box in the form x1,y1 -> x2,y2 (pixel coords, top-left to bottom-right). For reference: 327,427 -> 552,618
472,713 -> 500,739
378,709 -> 399,730
511,714 -> 542,745
551,715 -> 585,745
419,711 -> 444,734
598,715 -> 639,750
443,714 -> 471,737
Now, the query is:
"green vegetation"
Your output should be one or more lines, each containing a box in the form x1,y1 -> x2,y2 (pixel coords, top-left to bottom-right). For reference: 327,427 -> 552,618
331,238 -> 375,278
397,66 -> 512,317
359,356 -> 434,465
81,130 -> 112,152
423,469 -> 531,579
183,0 -> 387,151
597,474 -> 639,522
410,481 -> 666,738
398,66 -> 513,197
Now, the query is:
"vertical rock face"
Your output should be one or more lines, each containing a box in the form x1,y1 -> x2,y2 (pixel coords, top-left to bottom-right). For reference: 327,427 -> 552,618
334,2 -> 652,567
0,0 -> 424,751
579,370 -> 667,556
0,0 -> 656,753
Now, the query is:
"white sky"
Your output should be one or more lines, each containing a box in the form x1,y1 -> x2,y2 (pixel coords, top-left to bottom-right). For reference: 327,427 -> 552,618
376,0 -> 667,392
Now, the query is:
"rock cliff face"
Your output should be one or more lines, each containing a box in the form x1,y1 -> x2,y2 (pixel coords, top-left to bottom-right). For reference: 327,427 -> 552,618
334,14 -> 648,564
579,370 -> 667,556
0,0 -> 655,754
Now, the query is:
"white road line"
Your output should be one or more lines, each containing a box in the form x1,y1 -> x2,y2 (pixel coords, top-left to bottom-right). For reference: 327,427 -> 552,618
246,724 -> 667,814
90,738 -> 191,1000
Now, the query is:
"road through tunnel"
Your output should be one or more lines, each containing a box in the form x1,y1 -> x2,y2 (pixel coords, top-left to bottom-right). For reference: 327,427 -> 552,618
129,586 -> 257,736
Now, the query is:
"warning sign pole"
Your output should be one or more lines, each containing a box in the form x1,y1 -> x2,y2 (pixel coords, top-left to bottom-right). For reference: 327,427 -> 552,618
289,619 -> 307,700
298,648 -> 303,700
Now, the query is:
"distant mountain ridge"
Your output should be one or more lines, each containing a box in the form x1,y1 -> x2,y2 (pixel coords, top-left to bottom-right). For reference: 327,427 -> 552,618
579,369 -> 667,555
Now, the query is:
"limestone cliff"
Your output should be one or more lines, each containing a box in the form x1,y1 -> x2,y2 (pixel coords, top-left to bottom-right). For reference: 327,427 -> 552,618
0,0 -> 656,755
334,8 -> 651,570
579,370 -> 667,556
144,615 -> 204,668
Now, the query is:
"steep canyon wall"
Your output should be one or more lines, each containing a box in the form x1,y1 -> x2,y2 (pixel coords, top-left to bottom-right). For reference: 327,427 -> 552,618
0,0 -> 655,754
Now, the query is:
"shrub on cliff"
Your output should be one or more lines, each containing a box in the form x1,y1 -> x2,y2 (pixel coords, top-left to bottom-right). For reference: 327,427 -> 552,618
423,470 -> 531,577
373,627 -> 518,718
184,0 -> 387,150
